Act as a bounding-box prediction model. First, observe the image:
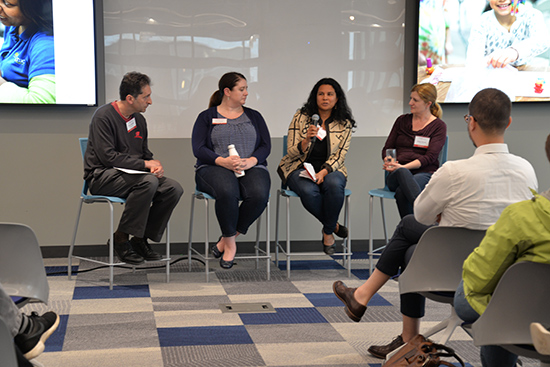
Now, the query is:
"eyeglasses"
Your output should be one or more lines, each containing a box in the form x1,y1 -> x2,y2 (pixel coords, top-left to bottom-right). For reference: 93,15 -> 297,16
464,114 -> 475,124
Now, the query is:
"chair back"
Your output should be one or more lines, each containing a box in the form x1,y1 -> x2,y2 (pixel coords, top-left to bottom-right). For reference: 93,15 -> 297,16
0,223 -> 49,304
78,138 -> 125,203
0,318 -> 17,367
472,262 -> 550,348
281,135 -> 289,190
79,138 -> 90,196
438,136 -> 449,167
79,137 -> 88,159
399,226 -> 485,303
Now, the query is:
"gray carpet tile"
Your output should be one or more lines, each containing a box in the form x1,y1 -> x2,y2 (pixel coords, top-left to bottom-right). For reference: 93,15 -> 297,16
62,311 -> 160,351
152,295 -> 232,311
162,345 -> 266,367
215,268 -> 282,283
360,306 -> 406,323
20,299 -> 72,316
246,323 -> 346,344
275,268 -> 354,282
222,280 -> 302,295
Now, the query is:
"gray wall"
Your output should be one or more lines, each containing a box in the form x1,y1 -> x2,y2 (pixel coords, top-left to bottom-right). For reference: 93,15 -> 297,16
1,113 -> 548,249
0,0 -> 548,250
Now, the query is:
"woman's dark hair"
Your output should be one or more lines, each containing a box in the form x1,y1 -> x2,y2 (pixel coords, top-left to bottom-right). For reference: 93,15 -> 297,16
208,72 -> 247,108
20,0 -> 54,35
300,77 -> 356,128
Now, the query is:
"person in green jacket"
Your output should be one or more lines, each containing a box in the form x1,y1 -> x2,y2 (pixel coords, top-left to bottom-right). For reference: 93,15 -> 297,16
454,133 -> 550,367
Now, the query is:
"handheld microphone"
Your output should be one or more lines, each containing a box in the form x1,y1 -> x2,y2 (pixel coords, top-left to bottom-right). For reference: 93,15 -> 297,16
310,114 -> 320,142
311,114 -> 320,127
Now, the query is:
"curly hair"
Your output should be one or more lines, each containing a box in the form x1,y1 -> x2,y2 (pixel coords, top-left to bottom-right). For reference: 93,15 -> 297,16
300,78 -> 356,128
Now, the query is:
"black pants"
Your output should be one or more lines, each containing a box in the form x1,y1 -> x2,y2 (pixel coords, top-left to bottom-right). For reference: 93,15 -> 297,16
89,168 -> 183,242
375,214 -> 434,318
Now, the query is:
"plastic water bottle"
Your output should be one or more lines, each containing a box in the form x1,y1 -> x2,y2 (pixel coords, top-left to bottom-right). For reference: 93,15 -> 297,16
228,144 -> 245,177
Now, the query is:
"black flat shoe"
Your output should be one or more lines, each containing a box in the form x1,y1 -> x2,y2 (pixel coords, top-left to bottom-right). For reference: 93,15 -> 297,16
210,237 -> 224,258
220,257 -> 234,269
334,223 -> 349,238
322,237 -> 336,255
211,245 -> 223,258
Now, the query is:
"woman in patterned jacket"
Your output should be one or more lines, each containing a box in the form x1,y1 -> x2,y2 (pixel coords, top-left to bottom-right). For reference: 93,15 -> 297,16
278,78 -> 355,255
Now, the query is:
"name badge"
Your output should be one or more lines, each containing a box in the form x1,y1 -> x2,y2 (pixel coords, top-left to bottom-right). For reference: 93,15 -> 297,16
414,136 -> 430,148
212,118 -> 227,124
316,127 -> 327,141
126,118 -> 137,132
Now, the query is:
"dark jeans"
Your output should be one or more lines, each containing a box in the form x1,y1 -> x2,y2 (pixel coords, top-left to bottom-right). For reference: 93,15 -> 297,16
375,214 -> 433,318
195,165 -> 270,237
286,170 -> 346,235
386,169 -> 432,218
89,168 -> 183,242
455,281 -> 519,367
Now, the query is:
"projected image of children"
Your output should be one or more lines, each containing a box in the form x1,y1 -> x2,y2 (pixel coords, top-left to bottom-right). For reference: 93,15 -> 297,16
417,0 -> 550,103
467,0 -> 550,69
0,0 -> 55,103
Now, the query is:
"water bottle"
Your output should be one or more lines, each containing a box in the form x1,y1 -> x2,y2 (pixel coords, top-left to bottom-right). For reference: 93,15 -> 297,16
228,144 -> 245,177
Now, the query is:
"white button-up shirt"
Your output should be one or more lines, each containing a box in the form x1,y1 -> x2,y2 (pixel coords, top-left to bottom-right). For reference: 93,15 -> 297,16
414,143 -> 538,230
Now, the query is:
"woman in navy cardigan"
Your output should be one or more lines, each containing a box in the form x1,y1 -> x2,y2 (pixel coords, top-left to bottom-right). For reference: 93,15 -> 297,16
192,72 -> 271,269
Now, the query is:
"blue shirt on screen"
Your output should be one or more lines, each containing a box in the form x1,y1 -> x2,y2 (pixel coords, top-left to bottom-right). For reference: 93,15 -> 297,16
0,25 -> 55,88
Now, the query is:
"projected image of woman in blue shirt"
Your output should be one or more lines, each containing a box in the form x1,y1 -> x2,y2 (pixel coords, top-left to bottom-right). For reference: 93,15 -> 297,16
0,0 -> 55,103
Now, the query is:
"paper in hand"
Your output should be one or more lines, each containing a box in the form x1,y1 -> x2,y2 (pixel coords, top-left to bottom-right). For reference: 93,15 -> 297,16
299,162 -> 317,182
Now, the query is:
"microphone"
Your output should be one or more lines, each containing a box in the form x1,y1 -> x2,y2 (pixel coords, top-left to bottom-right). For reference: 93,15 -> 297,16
311,114 -> 320,127
311,114 -> 320,142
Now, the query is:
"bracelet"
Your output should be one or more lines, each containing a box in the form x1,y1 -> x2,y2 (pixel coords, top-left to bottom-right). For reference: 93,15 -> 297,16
509,47 -> 519,61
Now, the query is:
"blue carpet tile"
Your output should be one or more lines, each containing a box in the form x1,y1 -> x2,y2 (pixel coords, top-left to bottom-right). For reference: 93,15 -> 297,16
44,314 -> 68,353
45,265 -> 79,276
72,284 -> 150,299
240,307 -> 328,325
277,259 -> 345,271
158,325 -> 254,346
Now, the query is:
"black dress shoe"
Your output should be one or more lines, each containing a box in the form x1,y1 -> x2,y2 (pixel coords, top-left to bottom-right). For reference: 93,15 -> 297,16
323,240 -> 336,255
334,223 -> 349,238
111,239 -> 144,265
332,280 -> 367,322
220,257 -> 234,269
130,237 -> 162,261
367,335 -> 405,359
211,237 -> 224,258
322,234 -> 336,255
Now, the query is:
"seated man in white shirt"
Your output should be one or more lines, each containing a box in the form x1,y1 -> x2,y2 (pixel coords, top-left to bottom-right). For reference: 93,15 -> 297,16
333,88 -> 538,359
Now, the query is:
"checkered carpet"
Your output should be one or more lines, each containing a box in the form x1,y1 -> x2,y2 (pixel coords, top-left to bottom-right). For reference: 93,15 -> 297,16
20,252 -> 538,367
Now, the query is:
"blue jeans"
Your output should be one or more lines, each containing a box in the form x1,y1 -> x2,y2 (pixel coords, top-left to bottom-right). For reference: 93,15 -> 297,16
386,169 -> 432,218
195,165 -> 270,237
286,170 -> 346,235
455,281 -> 518,367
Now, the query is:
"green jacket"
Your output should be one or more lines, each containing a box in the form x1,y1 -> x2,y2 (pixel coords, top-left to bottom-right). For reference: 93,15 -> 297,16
463,189 -> 550,315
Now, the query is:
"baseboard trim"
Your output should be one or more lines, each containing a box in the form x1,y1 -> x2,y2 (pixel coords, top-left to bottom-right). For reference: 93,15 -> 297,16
41,239 -> 387,259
